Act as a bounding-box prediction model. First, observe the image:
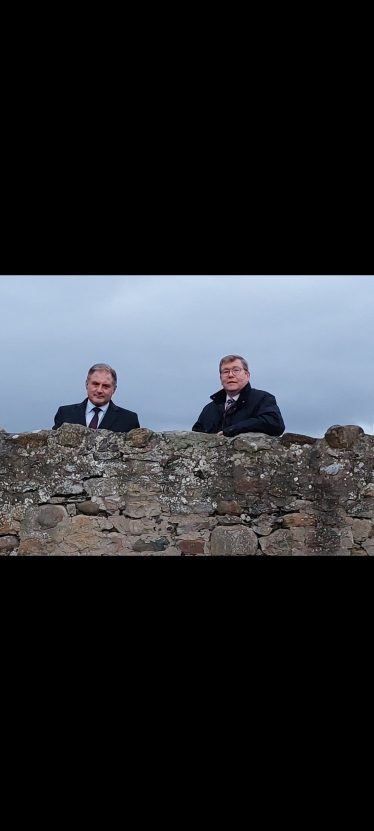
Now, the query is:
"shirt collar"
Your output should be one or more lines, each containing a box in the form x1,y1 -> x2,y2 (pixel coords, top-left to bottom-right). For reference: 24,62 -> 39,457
86,400 -> 110,416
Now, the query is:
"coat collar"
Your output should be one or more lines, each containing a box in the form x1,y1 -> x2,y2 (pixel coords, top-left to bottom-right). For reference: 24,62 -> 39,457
210,382 -> 251,406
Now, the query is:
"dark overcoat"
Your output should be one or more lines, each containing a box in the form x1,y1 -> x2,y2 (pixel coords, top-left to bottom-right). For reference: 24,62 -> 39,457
192,383 -> 285,437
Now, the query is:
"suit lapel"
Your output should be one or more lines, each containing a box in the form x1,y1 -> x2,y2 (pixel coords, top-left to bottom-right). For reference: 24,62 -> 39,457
75,400 -> 88,427
99,401 -> 119,430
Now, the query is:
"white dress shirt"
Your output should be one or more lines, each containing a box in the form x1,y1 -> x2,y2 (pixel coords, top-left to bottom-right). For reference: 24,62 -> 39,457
85,400 -> 110,427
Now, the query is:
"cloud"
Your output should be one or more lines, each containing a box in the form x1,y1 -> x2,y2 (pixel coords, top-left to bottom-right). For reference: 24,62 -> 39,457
0,275 -> 373,436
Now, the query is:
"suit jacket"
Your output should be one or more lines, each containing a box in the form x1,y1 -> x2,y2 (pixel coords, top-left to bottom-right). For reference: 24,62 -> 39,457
52,399 -> 140,433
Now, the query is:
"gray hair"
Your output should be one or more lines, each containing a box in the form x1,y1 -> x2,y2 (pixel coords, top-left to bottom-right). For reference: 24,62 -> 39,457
219,355 -> 249,373
87,364 -> 117,386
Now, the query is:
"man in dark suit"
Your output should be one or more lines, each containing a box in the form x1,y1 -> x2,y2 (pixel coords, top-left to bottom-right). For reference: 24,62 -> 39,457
192,354 -> 284,438
53,363 -> 140,433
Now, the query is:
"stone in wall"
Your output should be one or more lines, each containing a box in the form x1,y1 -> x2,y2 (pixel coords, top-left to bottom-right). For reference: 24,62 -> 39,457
1,423 -> 374,555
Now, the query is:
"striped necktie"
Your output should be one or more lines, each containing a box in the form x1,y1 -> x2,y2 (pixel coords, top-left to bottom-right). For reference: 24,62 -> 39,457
225,398 -> 236,410
89,407 -> 101,429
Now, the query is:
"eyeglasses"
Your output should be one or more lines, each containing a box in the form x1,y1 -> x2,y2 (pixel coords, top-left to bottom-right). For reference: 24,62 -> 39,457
220,368 -> 245,376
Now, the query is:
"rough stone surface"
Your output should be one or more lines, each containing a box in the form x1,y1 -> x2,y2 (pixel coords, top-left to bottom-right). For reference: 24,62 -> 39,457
260,528 -> 308,556
325,425 -> 364,450
36,505 -> 67,528
252,514 -> 280,536
0,535 -> 19,553
351,519 -> 373,543
362,540 -> 374,556
217,515 -> 243,526
76,501 -> 101,516
210,526 -> 258,556
281,433 -> 317,447
217,500 -> 242,515
361,484 -> 374,498
1,423 -> 374,555
132,540 -> 157,552
178,539 -> 205,555
282,512 -> 317,528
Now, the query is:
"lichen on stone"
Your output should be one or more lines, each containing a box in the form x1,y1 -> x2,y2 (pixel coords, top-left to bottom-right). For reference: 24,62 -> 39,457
1,423 -> 374,555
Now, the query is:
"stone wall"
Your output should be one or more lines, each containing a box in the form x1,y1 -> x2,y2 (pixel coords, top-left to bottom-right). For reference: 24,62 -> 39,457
1,423 -> 374,555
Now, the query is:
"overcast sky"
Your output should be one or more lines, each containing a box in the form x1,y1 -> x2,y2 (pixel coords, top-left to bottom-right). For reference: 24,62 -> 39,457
1,275 -> 373,437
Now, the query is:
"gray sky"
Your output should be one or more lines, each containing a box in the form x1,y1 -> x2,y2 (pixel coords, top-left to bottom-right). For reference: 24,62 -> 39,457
1,275 -> 373,437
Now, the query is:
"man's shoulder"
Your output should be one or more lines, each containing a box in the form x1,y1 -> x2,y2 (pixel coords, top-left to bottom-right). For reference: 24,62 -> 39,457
57,402 -> 85,412
248,387 -> 276,401
58,401 -> 85,412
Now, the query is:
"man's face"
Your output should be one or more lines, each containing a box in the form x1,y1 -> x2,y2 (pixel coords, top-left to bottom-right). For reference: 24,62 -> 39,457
220,360 -> 250,395
86,371 -> 116,406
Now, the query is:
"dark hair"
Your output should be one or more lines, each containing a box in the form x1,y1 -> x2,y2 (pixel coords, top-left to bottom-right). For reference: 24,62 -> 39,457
86,364 -> 117,385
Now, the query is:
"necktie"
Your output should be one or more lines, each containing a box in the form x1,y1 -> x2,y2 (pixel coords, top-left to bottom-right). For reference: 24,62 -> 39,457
89,406 -> 101,429
225,398 -> 235,410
